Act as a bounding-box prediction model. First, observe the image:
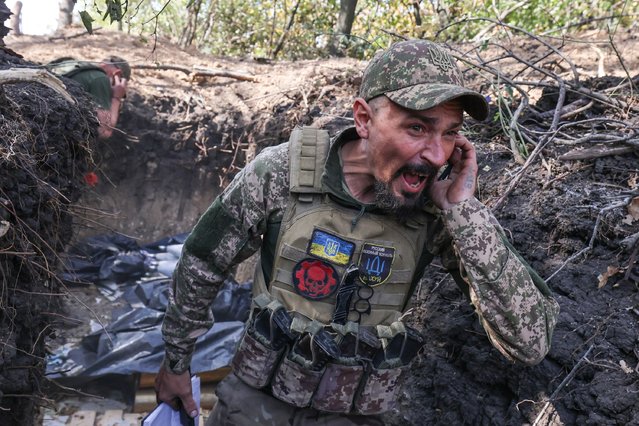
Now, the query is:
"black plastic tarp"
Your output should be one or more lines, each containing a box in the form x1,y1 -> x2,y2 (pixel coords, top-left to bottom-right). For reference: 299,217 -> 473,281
47,234 -> 251,380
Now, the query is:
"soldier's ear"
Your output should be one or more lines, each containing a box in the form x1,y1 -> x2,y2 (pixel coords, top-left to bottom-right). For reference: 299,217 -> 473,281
353,98 -> 372,139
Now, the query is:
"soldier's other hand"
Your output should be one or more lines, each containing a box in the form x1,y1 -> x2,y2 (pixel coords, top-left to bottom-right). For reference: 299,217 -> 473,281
154,363 -> 198,418
428,134 -> 478,210
111,74 -> 128,100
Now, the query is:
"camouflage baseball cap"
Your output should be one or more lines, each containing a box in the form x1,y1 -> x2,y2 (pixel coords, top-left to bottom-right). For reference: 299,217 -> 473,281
359,39 -> 488,120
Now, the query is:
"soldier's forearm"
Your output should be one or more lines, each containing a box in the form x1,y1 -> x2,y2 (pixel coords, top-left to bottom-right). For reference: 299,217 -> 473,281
442,198 -> 560,364
161,252 -> 226,372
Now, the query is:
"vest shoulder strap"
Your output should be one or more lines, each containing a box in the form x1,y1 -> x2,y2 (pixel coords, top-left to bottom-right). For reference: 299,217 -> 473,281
288,126 -> 330,196
45,60 -> 104,78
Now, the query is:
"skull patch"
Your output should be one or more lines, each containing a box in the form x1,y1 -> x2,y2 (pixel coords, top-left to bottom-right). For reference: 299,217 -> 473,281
292,258 -> 339,300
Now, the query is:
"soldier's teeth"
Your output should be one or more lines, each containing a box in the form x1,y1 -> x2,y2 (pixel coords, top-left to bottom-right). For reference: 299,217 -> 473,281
404,171 -> 427,187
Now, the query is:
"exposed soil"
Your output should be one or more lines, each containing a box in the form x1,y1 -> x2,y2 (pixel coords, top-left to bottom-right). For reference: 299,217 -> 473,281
0,48 -> 97,424
3,26 -> 639,425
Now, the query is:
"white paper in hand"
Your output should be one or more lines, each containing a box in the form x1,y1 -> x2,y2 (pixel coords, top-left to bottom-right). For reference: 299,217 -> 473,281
143,375 -> 201,426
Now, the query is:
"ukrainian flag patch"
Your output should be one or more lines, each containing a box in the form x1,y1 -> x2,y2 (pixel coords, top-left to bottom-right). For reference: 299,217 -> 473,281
308,229 -> 355,266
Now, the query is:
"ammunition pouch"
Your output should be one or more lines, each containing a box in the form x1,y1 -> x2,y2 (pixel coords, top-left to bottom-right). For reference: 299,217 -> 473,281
312,362 -> 364,413
271,320 -> 338,407
353,322 -> 424,415
231,330 -> 284,389
231,295 -> 296,388
233,299 -> 423,415
271,349 -> 325,407
353,364 -> 409,415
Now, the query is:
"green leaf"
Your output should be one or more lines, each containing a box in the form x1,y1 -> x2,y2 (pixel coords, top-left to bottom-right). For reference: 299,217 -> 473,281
79,10 -> 94,34
103,0 -> 123,23
505,85 -> 514,98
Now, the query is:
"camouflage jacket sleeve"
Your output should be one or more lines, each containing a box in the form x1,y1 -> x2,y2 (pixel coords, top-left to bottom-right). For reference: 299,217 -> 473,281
161,144 -> 290,374
439,197 -> 560,365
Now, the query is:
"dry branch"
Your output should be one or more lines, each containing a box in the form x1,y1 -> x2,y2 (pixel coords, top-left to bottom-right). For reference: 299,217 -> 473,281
558,145 -> 635,161
48,27 -> 103,41
132,64 -> 258,82
0,68 -> 75,103
532,345 -> 594,426
535,98 -> 592,120
445,22 -> 639,212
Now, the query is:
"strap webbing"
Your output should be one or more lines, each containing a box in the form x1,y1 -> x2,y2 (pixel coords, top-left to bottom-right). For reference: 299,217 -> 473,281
289,126 -> 330,196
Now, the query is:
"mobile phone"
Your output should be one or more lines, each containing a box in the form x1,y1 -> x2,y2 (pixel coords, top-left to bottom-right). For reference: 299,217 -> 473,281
438,163 -> 453,181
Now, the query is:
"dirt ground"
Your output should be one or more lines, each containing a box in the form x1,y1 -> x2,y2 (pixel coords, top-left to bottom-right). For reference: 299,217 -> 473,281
4,26 -> 639,425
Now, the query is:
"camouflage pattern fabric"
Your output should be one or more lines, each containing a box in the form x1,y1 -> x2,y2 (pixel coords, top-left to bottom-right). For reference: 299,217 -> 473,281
270,355 -> 324,407
442,198 -> 560,364
353,365 -> 408,415
162,143 -> 290,374
231,330 -> 284,388
358,39 -> 488,120
206,373 -> 384,426
162,126 -> 559,383
312,363 -> 364,413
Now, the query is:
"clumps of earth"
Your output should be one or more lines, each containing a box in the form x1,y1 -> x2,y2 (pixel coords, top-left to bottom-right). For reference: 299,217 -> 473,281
0,49 -> 97,425
1,27 -> 638,425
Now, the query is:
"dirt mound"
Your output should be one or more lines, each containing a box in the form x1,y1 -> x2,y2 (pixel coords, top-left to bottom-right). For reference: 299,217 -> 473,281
0,49 -> 97,424
4,27 -> 639,425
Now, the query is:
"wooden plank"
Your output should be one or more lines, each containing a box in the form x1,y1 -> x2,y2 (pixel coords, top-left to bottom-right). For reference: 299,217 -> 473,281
138,366 -> 231,389
123,413 -> 146,425
201,384 -> 218,410
69,410 -> 96,426
133,388 -> 157,413
96,409 -> 123,426
134,384 -> 219,413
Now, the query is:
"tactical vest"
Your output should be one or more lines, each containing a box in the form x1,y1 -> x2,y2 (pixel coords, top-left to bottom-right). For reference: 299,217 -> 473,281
253,126 -> 431,325
234,127 -> 430,415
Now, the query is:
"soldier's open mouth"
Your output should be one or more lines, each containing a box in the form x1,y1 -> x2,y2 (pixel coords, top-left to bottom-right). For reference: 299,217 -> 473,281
403,171 -> 427,188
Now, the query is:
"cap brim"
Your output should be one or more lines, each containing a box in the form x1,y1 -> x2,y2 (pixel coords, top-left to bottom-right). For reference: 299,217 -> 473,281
385,84 -> 489,121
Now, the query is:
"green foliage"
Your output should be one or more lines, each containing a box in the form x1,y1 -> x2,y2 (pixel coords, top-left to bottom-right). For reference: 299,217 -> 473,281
493,83 -> 529,162
103,0 -> 124,23
79,10 -> 95,34
428,0 -> 637,40
79,0 -> 639,60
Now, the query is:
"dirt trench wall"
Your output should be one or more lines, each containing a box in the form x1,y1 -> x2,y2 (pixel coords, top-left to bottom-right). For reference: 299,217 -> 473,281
0,52 -> 97,425
73,91 -> 238,242
75,72 -> 355,243
388,146 -> 639,425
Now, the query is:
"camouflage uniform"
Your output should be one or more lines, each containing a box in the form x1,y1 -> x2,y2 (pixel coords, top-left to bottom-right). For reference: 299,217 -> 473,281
161,40 -> 560,425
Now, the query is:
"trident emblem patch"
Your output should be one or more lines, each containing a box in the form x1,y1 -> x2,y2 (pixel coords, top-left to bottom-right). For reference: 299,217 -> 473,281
357,243 -> 395,286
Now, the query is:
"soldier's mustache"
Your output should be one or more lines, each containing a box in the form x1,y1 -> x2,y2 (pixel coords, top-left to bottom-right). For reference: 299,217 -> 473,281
393,163 -> 438,180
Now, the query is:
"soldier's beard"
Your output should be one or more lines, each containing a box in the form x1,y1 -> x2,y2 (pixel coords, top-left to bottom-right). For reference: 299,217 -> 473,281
372,163 -> 438,221
374,172 -> 433,222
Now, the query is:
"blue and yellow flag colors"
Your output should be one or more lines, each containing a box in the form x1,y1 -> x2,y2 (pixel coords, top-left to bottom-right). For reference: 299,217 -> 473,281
308,229 -> 355,266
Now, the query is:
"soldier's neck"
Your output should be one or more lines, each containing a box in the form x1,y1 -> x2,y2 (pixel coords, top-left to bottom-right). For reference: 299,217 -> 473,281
340,138 -> 375,203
